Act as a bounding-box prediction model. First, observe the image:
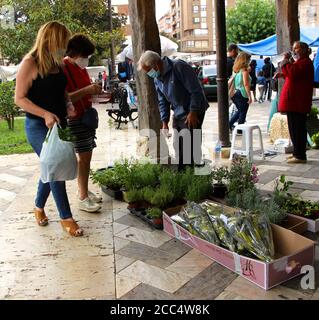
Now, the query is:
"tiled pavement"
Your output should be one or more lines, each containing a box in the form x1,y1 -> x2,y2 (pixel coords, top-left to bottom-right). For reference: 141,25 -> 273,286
0,101 -> 319,300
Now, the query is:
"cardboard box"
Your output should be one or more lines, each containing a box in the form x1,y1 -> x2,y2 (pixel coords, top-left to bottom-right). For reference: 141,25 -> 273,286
163,206 -> 315,290
281,215 -> 308,234
288,213 -> 319,233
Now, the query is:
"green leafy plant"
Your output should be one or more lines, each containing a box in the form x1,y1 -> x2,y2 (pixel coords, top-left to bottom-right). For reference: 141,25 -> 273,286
311,132 -> 319,148
146,207 -> 163,219
124,162 -> 161,191
142,187 -> 156,204
125,189 -> 143,203
159,169 -> 184,199
150,186 -> 174,209
309,106 -> 319,118
112,158 -> 132,190
227,156 -> 259,199
0,81 -> 20,130
185,174 -> 212,202
90,168 -> 123,190
211,166 -> 229,185
58,126 -> 76,142
226,0 -> 276,44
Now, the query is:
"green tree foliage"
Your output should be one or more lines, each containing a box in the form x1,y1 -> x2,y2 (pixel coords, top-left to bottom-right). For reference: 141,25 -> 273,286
226,0 -> 276,44
0,81 -> 19,130
0,0 -> 127,65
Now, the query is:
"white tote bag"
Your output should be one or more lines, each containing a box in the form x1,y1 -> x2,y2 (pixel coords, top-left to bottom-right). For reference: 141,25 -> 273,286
40,123 -> 77,183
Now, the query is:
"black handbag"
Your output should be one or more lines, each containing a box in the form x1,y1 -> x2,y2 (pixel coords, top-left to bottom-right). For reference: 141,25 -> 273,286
65,63 -> 99,129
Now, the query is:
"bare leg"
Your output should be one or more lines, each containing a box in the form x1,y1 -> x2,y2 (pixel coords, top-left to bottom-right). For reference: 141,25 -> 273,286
77,151 -> 93,200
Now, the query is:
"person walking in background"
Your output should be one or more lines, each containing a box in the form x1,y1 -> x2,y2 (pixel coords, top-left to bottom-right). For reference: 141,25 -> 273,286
63,34 -> 102,213
249,60 -> 257,102
15,21 -> 83,237
277,41 -> 314,164
262,57 -> 276,101
137,50 -> 209,171
98,71 -> 102,82
102,70 -> 108,91
257,70 -> 267,103
227,43 -> 239,79
229,52 -> 252,131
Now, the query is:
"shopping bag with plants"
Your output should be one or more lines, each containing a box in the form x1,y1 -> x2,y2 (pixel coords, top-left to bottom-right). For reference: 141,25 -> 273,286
40,123 -> 77,183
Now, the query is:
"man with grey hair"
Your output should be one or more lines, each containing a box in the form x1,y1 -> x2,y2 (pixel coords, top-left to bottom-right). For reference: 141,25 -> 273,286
137,50 -> 209,170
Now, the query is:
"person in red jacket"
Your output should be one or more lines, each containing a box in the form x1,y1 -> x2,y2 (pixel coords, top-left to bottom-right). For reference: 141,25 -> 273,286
277,41 -> 314,164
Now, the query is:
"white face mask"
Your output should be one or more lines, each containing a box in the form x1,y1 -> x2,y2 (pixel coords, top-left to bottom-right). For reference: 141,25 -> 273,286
75,57 -> 89,69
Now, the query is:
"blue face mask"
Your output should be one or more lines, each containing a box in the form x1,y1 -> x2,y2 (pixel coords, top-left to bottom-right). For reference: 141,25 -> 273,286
147,68 -> 160,79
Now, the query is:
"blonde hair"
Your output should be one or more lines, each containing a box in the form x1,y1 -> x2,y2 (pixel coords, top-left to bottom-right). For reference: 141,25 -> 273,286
233,52 -> 251,73
27,21 -> 71,78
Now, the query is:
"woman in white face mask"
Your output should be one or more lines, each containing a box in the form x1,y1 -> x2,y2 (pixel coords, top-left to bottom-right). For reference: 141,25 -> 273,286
63,34 -> 103,213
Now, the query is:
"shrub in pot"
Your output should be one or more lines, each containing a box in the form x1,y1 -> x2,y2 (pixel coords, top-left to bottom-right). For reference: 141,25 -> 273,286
124,162 -> 161,191
146,207 -> 163,226
125,189 -> 144,209
90,167 -> 123,199
211,166 -> 229,198
185,174 -> 212,202
150,186 -> 174,210
159,169 -> 185,201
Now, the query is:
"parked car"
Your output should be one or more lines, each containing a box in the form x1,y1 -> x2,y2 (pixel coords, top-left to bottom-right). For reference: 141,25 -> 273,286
197,65 -> 217,100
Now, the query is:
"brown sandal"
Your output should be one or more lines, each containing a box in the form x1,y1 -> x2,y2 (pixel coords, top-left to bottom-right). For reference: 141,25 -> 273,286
34,209 -> 49,226
60,219 -> 83,237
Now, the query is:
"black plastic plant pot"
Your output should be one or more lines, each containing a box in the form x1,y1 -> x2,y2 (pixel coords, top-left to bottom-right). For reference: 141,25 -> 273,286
101,185 -> 123,200
212,183 -> 228,198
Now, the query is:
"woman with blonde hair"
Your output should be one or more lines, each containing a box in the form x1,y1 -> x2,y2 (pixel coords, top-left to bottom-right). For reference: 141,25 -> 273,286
229,52 -> 252,130
15,21 -> 83,236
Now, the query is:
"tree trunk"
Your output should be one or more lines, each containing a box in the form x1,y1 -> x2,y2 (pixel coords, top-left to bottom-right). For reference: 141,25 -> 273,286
11,114 -> 14,130
128,0 -> 165,161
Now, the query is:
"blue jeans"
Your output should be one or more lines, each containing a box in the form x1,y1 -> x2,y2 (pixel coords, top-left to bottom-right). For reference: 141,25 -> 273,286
25,117 -> 72,219
229,90 -> 249,129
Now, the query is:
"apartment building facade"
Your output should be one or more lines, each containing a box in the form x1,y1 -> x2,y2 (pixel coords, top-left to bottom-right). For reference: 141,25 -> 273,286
159,0 -> 235,55
112,0 -> 132,36
299,0 -> 319,27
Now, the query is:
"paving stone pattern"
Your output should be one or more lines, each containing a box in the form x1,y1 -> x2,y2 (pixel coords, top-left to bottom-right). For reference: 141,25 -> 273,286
0,103 -> 319,299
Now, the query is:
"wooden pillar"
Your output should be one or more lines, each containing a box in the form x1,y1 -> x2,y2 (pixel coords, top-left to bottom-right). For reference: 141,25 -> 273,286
276,0 -> 300,53
128,0 -> 163,159
214,0 -> 230,147
276,0 -> 300,96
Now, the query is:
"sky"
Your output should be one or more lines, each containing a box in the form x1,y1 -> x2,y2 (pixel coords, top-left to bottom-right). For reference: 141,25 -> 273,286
155,0 -> 171,21
112,0 -> 171,21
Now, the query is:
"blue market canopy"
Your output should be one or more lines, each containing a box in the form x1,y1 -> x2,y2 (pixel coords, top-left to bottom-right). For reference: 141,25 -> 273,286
238,27 -> 319,56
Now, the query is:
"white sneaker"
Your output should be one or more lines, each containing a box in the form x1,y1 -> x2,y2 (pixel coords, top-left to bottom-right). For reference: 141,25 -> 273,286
88,190 -> 103,203
78,197 -> 101,213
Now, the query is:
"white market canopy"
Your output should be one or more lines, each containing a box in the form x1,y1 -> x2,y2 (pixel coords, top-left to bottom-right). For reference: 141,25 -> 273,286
117,35 -> 179,62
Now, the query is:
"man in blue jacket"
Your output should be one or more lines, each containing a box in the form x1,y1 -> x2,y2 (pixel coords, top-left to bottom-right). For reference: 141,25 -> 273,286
137,50 -> 209,170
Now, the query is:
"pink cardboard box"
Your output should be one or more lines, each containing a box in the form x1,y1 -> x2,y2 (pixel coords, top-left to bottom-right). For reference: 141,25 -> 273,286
163,207 -> 315,290
288,213 -> 319,233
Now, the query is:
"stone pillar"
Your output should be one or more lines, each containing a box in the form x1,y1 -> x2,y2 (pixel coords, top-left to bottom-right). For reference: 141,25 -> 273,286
128,0 -> 164,160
